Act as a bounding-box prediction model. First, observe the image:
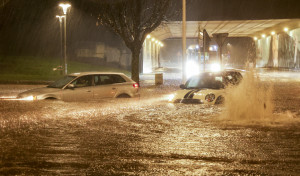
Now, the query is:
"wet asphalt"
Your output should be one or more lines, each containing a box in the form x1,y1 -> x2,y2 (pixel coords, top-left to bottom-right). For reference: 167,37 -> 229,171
0,71 -> 300,175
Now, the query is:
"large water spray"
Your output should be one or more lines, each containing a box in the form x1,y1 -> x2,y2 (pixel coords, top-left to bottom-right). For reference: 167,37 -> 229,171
221,69 -> 274,122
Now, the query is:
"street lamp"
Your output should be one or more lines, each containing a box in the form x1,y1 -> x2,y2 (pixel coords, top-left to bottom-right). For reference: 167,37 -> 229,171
59,3 -> 71,15
59,3 -> 71,75
56,15 -> 65,75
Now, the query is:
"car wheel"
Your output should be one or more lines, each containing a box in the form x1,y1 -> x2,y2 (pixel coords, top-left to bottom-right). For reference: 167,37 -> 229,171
116,94 -> 131,98
215,96 -> 224,104
45,97 -> 57,100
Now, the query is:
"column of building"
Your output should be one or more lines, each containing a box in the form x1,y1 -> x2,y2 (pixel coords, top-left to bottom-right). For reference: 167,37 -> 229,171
142,35 -> 164,73
253,27 -> 300,68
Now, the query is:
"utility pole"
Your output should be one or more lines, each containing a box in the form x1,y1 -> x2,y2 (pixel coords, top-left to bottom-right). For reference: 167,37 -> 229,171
63,14 -> 67,75
203,30 -> 206,71
212,33 -> 228,70
182,0 -> 186,83
198,24 -> 202,71
203,29 -> 211,71
56,15 -> 64,75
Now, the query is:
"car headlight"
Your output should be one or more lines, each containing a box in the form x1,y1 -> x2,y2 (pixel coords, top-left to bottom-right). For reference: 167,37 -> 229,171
22,95 -> 37,101
205,93 -> 215,102
168,94 -> 175,102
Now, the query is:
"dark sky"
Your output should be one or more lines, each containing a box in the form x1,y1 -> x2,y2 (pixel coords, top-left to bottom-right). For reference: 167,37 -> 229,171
0,0 -> 299,56
185,0 -> 300,20
0,0 -> 122,56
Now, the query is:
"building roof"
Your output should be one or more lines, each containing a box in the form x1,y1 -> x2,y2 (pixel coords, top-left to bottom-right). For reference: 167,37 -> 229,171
151,19 -> 300,40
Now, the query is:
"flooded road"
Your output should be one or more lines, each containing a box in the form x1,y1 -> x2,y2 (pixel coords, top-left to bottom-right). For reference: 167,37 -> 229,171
0,70 -> 300,175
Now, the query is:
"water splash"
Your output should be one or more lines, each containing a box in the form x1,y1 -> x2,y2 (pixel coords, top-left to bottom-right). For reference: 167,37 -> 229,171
220,68 -> 274,122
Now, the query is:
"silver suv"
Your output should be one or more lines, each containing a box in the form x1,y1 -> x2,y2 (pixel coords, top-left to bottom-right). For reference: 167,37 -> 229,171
17,72 -> 139,101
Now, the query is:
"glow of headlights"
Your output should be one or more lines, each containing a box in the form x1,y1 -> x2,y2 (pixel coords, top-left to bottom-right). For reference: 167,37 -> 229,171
168,94 -> 175,101
185,60 -> 200,78
210,63 -> 221,72
0,96 -> 37,101
0,96 -> 17,100
22,96 -> 37,101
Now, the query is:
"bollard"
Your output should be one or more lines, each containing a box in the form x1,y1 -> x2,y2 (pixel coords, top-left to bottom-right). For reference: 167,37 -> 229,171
155,73 -> 163,85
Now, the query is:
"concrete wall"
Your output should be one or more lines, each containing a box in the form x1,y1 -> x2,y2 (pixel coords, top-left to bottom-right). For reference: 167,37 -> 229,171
142,38 -> 162,73
75,42 -> 131,69
76,42 -> 105,59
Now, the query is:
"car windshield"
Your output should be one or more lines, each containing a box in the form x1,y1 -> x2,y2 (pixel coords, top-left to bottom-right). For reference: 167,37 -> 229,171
47,76 -> 76,88
185,73 -> 225,89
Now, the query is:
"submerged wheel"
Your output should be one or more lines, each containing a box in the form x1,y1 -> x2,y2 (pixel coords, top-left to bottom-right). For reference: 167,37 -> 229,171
215,96 -> 225,104
116,94 -> 131,98
45,97 -> 57,100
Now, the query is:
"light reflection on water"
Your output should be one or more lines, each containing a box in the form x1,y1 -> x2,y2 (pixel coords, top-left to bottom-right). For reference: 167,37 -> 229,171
0,72 -> 300,175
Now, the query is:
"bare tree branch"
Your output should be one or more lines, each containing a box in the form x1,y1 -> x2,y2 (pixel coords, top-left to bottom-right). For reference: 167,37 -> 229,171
0,0 -> 10,8
87,0 -> 172,83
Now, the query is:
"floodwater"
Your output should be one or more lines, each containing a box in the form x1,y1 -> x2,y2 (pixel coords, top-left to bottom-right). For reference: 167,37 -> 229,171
0,70 -> 300,175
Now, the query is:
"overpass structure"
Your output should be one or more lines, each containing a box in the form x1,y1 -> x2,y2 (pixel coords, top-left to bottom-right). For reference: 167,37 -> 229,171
142,19 -> 300,73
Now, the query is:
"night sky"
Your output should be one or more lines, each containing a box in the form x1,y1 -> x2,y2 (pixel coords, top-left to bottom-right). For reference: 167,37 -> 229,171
185,0 -> 300,20
0,0 -> 299,56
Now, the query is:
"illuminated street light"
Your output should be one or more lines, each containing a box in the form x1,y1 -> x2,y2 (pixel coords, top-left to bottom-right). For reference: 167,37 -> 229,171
59,2 -> 71,75
56,15 -> 64,22
59,3 -> 71,15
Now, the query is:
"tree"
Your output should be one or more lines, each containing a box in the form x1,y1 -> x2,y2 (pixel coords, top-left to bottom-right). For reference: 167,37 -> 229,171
0,0 -> 10,8
88,0 -> 171,83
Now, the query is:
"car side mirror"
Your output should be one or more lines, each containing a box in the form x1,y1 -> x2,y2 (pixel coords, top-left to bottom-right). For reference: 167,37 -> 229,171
67,84 -> 75,89
179,84 -> 186,89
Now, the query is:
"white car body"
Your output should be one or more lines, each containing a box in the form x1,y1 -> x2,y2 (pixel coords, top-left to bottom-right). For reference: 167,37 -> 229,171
17,72 -> 139,101
169,88 -> 225,105
169,70 -> 243,104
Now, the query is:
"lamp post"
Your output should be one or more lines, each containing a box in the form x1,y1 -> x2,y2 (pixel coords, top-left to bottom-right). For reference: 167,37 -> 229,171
59,3 -> 71,75
182,0 -> 186,83
56,15 -> 64,75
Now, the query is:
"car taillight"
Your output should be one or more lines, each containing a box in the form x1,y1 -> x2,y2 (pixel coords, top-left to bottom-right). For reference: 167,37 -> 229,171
133,83 -> 139,88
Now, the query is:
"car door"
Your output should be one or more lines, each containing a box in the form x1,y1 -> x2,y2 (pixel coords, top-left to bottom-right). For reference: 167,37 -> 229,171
61,75 -> 94,101
108,74 -> 130,95
92,74 -> 118,99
